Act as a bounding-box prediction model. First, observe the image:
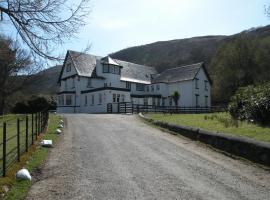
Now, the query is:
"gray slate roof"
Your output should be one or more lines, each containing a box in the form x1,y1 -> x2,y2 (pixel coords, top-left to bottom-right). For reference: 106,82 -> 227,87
152,62 -> 203,83
69,50 -> 103,78
115,59 -> 157,84
67,50 -> 157,83
63,50 -> 206,84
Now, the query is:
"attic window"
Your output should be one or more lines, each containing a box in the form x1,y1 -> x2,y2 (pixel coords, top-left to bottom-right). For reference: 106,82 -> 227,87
66,63 -> 71,72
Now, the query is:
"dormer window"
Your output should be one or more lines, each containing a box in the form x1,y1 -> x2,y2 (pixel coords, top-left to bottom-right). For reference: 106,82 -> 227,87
103,65 -> 109,73
66,63 -> 71,72
101,56 -> 121,75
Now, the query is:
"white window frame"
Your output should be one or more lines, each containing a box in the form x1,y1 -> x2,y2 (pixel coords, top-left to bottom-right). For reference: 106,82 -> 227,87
66,95 -> 72,105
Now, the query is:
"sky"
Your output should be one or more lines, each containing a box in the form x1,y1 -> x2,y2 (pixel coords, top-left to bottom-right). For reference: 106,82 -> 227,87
1,0 -> 270,58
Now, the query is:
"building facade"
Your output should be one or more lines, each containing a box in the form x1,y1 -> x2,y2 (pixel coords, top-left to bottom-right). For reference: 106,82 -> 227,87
57,50 -> 212,113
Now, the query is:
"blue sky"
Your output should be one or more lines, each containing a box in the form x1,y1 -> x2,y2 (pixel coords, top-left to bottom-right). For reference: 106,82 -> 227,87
1,0 -> 270,57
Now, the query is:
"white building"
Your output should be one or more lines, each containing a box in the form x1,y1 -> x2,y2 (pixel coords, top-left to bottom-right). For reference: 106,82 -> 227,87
57,50 -> 212,113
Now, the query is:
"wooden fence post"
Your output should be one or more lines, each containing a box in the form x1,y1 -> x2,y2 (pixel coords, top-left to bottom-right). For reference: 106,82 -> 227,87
17,118 -> 20,162
31,113 -> 34,145
35,113 -> 38,139
2,122 -> 6,177
26,115 -> 28,152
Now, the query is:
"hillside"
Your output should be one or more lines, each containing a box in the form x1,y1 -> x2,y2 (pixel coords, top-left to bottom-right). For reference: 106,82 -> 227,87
111,35 -> 227,73
110,25 -> 270,73
25,65 -> 62,95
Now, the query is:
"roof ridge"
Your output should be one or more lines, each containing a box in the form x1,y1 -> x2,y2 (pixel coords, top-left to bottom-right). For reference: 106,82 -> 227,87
164,62 -> 203,72
114,58 -> 155,69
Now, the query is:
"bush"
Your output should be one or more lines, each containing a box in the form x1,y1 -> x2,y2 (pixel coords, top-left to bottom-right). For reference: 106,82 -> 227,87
228,83 -> 270,125
12,96 -> 56,114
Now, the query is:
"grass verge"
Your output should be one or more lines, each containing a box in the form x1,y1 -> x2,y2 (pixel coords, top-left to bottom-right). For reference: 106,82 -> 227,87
147,112 -> 270,143
0,113 -> 62,200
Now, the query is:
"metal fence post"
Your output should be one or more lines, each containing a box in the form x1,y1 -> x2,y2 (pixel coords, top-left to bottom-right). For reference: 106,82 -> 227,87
17,118 -> 20,162
26,115 -> 28,152
3,122 -> 6,177
31,113 -> 34,145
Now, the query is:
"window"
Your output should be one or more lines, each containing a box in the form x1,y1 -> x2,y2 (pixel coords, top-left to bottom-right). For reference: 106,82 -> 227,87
152,98 -> 156,106
104,83 -> 107,87
146,86 -> 149,92
87,78 -> 92,88
162,98 -> 165,106
121,94 -> 125,102
84,95 -> 87,106
103,64 -> 109,73
169,97 -> 172,106
91,94 -> 95,105
204,80 -> 208,91
157,98 -> 160,106
126,82 -> 131,89
113,94 -> 116,102
72,78 -> 75,88
103,64 -> 120,75
136,83 -> 144,91
66,63 -> 71,72
99,93 -> 102,104
66,95 -> 72,105
144,98 -> 148,105
109,65 -> 114,73
115,66 -> 120,75
205,96 -> 208,107
151,85 -> 154,92
156,84 -> 160,91
117,94 -> 120,102
195,94 -> 199,107
195,78 -> 199,89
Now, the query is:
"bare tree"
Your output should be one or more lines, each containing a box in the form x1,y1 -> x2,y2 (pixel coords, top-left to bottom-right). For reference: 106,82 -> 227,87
0,36 -> 32,114
0,0 -> 90,62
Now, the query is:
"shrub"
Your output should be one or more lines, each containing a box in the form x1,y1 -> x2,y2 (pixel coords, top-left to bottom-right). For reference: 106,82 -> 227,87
12,96 -> 56,114
228,83 -> 270,125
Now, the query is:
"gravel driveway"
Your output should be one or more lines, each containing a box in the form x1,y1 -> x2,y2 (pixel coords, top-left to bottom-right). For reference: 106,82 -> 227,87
27,114 -> 270,200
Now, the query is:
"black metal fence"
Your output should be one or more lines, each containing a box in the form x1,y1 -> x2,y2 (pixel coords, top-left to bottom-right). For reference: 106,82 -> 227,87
0,111 -> 49,177
108,102 -> 226,114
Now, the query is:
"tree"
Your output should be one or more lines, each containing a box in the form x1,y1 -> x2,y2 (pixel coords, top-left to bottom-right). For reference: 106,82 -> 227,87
210,34 -> 256,104
0,36 -> 32,115
172,91 -> 180,107
0,0 -> 90,61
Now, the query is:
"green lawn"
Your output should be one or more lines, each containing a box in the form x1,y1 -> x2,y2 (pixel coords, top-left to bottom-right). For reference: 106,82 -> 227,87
147,112 -> 270,143
0,114 -> 37,170
1,113 -> 62,199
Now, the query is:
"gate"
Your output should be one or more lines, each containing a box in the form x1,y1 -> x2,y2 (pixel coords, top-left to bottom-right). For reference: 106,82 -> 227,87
107,103 -> 112,113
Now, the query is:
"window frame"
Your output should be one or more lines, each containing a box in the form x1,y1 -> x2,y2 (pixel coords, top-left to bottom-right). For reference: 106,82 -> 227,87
66,95 -> 72,105
204,80 -> 208,91
136,83 -> 144,91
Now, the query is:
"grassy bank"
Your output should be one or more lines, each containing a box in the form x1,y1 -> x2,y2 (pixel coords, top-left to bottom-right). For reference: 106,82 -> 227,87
0,113 -> 62,200
148,113 -> 270,143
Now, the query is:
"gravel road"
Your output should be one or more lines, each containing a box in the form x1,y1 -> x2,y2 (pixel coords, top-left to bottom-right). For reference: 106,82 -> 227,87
27,114 -> 270,200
